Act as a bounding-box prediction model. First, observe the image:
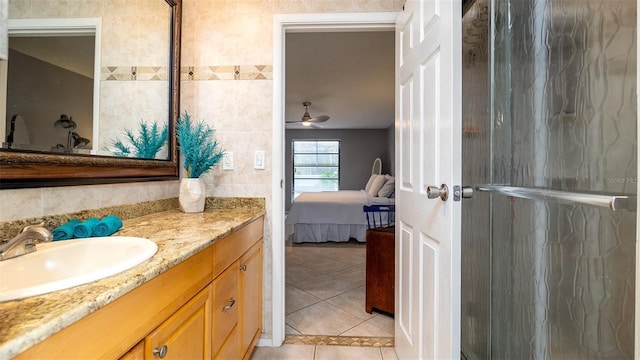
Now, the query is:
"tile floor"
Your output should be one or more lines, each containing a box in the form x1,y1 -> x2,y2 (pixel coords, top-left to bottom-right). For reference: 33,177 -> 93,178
251,240 -> 397,360
251,344 -> 398,360
285,240 -> 394,337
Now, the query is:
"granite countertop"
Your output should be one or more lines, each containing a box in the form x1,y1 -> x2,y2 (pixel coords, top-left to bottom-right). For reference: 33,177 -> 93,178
0,204 -> 265,359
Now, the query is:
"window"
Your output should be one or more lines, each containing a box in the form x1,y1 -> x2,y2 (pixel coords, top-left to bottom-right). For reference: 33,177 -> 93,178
292,140 -> 339,199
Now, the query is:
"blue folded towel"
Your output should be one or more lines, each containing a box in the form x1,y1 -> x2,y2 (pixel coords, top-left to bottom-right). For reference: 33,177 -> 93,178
73,217 -> 100,238
93,215 -> 123,237
52,219 -> 81,241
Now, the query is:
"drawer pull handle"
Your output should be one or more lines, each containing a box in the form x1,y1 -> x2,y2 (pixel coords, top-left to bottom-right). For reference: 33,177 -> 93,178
223,298 -> 236,311
153,345 -> 168,358
240,264 -> 247,271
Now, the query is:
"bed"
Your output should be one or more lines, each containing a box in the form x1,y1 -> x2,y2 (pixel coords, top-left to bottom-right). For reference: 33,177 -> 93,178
285,158 -> 395,243
285,190 -> 394,243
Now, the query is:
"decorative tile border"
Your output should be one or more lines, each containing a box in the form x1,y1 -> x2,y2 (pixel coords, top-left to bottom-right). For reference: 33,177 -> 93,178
284,335 -> 394,347
101,66 -> 169,81
100,65 -> 272,81
181,65 -> 273,81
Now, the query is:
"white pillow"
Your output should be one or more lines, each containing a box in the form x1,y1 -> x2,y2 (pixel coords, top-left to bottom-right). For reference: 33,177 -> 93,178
378,177 -> 395,197
364,174 -> 378,192
367,175 -> 387,197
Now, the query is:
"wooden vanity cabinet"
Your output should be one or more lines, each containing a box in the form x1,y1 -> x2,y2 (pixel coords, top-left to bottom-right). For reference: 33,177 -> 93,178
16,216 -> 263,360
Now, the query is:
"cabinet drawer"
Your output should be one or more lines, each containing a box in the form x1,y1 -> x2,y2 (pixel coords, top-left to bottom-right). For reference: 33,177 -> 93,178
212,264 -> 239,356
213,217 -> 264,277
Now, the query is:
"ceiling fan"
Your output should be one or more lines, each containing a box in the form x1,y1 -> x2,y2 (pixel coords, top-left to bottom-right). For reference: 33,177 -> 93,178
286,101 -> 330,128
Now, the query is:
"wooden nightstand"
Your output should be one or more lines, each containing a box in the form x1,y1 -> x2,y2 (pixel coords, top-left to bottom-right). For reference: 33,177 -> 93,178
365,226 -> 395,315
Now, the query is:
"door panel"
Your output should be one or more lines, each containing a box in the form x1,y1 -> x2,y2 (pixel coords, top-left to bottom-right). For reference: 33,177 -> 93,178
395,0 -> 462,359
397,223 -> 415,347
421,234 -> 439,359
422,53 -> 440,187
399,78 -> 414,187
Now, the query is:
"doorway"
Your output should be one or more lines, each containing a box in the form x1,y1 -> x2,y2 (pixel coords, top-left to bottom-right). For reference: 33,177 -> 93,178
2,18 -> 100,154
271,12 -> 398,347
283,30 -> 394,339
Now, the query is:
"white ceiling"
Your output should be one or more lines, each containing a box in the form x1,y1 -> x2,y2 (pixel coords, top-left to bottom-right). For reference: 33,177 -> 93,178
285,31 -> 395,130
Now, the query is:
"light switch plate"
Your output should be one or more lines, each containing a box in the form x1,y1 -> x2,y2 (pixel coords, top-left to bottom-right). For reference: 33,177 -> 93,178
223,151 -> 233,170
254,151 -> 265,170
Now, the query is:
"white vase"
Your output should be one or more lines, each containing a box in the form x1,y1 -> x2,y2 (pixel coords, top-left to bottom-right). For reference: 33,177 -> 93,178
179,178 -> 206,213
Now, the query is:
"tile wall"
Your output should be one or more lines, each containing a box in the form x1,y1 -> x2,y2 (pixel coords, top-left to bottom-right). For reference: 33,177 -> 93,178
180,0 -> 402,340
2,0 -> 403,341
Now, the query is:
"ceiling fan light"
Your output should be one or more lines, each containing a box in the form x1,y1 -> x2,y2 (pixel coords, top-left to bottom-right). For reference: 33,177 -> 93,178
301,121 -> 312,127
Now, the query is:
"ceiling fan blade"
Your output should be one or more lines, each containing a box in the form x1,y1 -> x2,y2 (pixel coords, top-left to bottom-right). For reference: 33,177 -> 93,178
309,122 -> 324,129
285,120 -> 302,123
311,115 -> 330,122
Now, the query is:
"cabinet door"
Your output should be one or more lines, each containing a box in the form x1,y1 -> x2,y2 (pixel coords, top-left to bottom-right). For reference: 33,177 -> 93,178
120,341 -> 144,360
214,330 -> 238,360
212,264 -> 239,358
239,243 -> 262,359
145,285 -> 212,360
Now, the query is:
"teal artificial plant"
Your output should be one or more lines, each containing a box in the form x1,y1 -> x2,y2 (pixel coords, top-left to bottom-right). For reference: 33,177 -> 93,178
106,120 -> 168,159
177,112 -> 225,178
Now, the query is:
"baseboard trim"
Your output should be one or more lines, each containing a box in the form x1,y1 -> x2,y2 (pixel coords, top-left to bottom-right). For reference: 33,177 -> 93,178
257,336 -> 275,347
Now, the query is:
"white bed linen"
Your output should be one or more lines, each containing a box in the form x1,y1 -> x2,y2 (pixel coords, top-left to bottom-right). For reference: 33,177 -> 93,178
285,190 -> 394,243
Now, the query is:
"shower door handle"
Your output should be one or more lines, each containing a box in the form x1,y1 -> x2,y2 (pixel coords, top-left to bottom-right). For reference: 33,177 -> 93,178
476,184 -> 637,212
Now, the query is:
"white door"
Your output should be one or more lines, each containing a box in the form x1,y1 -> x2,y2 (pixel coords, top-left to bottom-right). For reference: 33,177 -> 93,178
395,0 -> 462,359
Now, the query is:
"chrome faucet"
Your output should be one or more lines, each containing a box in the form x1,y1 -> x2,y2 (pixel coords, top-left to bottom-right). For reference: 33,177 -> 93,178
0,223 -> 53,261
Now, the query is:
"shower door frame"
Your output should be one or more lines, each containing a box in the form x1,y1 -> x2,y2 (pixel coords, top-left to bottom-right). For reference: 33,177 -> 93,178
636,0 -> 639,354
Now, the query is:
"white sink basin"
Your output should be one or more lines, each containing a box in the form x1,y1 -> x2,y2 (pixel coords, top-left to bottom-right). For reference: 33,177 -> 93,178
0,236 -> 157,302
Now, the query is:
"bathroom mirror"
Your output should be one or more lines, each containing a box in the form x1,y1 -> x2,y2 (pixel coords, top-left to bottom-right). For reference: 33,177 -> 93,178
0,0 -> 181,188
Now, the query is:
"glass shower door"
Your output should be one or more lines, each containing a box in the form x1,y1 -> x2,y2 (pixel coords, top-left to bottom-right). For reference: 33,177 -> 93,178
462,0 -> 636,358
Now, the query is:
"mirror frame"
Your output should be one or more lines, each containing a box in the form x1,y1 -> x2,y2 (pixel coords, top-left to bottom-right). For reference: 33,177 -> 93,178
0,0 -> 181,189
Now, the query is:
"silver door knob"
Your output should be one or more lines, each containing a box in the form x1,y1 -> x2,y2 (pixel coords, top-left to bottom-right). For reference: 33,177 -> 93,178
427,184 -> 449,201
